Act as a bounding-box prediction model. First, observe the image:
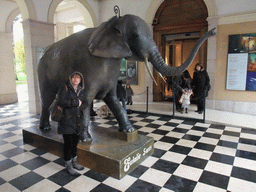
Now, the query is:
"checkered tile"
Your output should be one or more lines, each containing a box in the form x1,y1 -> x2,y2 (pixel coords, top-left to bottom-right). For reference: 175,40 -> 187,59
1,101 -> 256,191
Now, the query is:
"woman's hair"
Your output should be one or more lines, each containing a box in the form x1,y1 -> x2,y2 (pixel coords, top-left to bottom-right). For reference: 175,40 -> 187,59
71,73 -> 82,79
183,70 -> 191,79
195,63 -> 202,70
117,80 -> 123,84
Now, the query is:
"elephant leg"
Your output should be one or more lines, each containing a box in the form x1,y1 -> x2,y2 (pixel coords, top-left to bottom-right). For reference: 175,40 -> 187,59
39,84 -> 57,131
103,94 -> 135,132
39,105 -> 51,131
79,101 -> 92,142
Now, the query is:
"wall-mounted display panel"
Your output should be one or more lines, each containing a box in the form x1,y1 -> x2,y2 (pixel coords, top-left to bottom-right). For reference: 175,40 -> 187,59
226,34 -> 256,91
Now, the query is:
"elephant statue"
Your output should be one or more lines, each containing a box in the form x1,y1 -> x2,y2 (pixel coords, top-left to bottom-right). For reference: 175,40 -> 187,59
38,14 -> 216,138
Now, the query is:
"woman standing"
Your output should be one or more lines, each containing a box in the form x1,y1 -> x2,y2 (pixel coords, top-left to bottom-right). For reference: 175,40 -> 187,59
191,63 -> 210,114
57,71 -> 88,175
126,84 -> 134,105
116,80 -> 127,111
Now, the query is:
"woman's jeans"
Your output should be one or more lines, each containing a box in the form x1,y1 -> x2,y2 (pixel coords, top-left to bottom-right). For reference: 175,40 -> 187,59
119,98 -> 127,111
127,96 -> 132,104
63,134 -> 79,161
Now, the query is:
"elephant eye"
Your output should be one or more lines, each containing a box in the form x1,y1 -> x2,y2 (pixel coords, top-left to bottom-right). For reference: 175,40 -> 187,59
114,27 -> 122,35
133,33 -> 139,38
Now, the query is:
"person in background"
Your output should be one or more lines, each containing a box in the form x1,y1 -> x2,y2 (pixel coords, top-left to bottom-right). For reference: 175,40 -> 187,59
116,80 -> 127,111
179,88 -> 193,114
191,63 -> 210,114
181,70 -> 192,92
167,70 -> 192,113
57,72 -> 88,175
126,84 -> 134,105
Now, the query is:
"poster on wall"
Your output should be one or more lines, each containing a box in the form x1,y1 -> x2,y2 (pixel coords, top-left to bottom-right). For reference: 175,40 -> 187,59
126,60 -> 138,85
118,59 -> 138,85
119,59 -> 127,83
247,53 -> 256,91
226,33 -> 256,91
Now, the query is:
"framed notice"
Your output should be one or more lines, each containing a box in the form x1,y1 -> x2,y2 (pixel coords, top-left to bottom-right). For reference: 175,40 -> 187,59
226,34 -> 256,91
226,53 -> 248,90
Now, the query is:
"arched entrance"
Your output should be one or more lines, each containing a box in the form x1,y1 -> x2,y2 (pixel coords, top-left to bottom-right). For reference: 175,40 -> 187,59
0,2 -> 22,105
152,0 -> 209,101
53,0 -> 96,42
48,0 -> 97,27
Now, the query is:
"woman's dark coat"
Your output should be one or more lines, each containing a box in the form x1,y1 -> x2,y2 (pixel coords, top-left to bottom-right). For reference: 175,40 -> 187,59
126,86 -> 134,97
116,80 -> 126,100
57,72 -> 88,135
191,66 -> 210,98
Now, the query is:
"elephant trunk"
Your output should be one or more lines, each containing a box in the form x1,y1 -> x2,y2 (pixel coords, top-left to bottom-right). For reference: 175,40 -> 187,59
148,46 -> 183,76
148,28 -> 216,77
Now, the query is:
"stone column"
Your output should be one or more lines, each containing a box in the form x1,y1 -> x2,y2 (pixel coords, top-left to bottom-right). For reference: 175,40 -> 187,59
0,32 -> 18,104
206,17 -> 218,109
22,19 -> 54,114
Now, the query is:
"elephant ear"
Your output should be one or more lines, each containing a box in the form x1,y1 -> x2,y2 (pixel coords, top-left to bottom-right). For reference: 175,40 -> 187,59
88,17 -> 132,58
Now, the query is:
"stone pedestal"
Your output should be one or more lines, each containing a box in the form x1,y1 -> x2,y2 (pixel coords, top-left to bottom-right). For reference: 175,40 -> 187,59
23,123 -> 154,179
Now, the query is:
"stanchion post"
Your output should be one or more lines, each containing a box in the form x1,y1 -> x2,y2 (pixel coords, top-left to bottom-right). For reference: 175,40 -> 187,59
172,77 -> 175,117
203,90 -> 206,123
146,86 -> 149,116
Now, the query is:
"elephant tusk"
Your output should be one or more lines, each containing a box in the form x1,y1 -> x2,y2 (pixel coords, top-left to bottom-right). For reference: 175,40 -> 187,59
145,58 -> 158,86
158,72 -> 166,83
145,58 -> 166,85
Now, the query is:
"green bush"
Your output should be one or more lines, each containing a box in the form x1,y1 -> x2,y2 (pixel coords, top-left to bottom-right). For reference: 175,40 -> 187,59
16,72 -> 27,84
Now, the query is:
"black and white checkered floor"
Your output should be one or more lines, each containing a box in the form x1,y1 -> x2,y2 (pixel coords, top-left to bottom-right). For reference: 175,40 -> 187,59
1,101 -> 256,192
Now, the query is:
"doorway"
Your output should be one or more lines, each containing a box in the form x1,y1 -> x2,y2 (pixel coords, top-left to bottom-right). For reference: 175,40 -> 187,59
162,32 -> 200,101
13,14 -> 29,103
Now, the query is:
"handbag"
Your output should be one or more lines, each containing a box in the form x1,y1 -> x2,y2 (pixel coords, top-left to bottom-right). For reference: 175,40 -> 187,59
50,99 -> 63,122
50,85 -> 67,122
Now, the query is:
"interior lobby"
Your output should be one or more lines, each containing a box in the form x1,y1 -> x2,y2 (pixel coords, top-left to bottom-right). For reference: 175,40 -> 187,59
0,0 -> 256,191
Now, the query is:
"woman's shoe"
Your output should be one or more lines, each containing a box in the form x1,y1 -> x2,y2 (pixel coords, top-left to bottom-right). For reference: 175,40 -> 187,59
65,160 -> 79,176
71,156 -> 84,170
